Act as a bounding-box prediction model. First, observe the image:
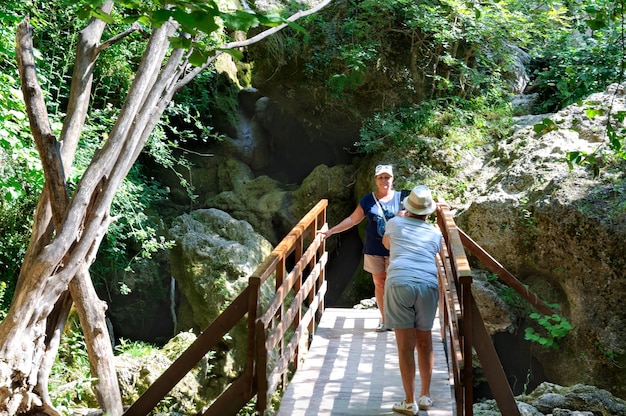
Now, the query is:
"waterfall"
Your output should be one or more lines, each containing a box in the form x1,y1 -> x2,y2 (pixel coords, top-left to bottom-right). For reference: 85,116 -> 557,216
170,276 -> 177,331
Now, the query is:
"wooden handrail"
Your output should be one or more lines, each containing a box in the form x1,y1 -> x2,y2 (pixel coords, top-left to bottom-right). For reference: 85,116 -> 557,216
123,199 -> 328,416
436,202 -> 524,416
458,228 -> 554,316
123,287 -> 254,416
254,199 -> 328,413
436,200 -> 557,416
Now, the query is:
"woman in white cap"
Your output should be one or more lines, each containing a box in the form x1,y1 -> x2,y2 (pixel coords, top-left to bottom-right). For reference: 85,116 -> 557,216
382,185 -> 442,414
319,164 -> 409,332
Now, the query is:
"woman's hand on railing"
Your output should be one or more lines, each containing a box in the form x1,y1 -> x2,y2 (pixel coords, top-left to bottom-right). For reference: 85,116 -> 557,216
317,229 -> 332,239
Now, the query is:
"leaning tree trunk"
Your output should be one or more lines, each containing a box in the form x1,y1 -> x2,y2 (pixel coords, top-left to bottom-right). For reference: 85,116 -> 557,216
0,1 -> 331,414
0,10 -> 181,416
0,8 -> 125,416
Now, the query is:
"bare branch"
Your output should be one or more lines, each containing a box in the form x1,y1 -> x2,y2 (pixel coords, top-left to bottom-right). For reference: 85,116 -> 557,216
174,0 -> 333,91
224,0 -> 333,49
97,21 -> 144,53
16,18 -> 69,224
59,0 -> 113,168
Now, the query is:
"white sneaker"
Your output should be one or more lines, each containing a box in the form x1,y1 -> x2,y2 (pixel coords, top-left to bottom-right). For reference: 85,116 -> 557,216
418,395 -> 433,410
392,399 -> 418,415
375,322 -> 392,332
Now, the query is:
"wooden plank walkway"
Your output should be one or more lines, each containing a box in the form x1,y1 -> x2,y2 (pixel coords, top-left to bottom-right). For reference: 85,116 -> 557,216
277,308 -> 455,416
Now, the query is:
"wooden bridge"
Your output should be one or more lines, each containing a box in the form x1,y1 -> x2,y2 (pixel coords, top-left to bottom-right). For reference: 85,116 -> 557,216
122,199 -> 556,416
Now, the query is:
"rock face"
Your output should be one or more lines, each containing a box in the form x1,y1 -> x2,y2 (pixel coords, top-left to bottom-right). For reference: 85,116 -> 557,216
474,382 -> 626,415
457,84 -> 626,396
167,208 -> 274,395
168,208 -> 273,331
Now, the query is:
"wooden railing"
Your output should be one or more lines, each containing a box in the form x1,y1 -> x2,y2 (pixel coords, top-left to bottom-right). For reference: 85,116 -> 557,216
435,202 -> 555,416
122,199 -> 329,416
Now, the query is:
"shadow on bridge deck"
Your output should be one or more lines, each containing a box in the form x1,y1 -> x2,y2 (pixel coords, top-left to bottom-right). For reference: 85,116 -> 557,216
277,308 -> 454,416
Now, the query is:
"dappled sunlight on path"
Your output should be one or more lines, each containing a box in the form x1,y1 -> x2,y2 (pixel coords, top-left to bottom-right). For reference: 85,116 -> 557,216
277,308 -> 454,416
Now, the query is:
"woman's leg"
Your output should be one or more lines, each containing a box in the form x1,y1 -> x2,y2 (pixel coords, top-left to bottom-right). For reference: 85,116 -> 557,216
415,328 -> 434,397
372,271 -> 386,322
394,327 -> 417,403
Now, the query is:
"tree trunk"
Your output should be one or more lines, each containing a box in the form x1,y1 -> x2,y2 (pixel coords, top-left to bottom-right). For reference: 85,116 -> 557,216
0,1 -> 331,414
0,8 -> 123,415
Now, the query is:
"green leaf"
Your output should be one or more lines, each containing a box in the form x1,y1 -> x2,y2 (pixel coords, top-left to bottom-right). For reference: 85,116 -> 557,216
172,9 -> 199,34
221,10 -> 260,31
91,9 -> 115,24
151,9 -> 173,26
585,107 -> 604,118
285,19 -> 307,35
189,49 -> 210,67
257,12 -> 285,27
533,118 -> 557,135
194,13 -> 218,34
169,36 -> 192,50
613,111 -> 626,124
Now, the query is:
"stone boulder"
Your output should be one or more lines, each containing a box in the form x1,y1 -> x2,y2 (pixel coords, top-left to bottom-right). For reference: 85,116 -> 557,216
168,208 -> 274,395
474,382 -> 626,415
168,208 -> 273,331
115,331 -> 207,414
291,164 -> 358,248
205,173 -> 295,246
457,84 -> 626,396
471,271 -> 515,334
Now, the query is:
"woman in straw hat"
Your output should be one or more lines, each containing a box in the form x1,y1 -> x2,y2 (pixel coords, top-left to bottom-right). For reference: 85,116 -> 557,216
319,164 -> 409,332
382,185 -> 442,415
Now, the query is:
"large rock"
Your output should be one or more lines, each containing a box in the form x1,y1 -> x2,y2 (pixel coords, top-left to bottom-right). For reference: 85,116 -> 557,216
457,84 -> 626,396
205,173 -> 295,245
115,331 -> 206,414
291,164 -> 358,237
474,382 -> 626,415
168,208 -> 274,396
168,208 -> 273,331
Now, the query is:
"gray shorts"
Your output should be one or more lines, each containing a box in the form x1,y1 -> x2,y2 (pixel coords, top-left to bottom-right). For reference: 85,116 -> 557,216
383,280 -> 439,330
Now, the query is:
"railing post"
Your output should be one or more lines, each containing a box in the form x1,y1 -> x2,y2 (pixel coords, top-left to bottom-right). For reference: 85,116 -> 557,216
247,275 -> 261,396
255,318 -> 268,415
461,275 -> 473,416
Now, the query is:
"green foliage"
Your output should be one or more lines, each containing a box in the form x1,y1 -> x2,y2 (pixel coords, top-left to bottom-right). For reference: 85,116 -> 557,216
172,69 -> 239,138
272,0 -> 561,107
50,320 -> 97,411
115,337 -> 158,357
524,310 -> 572,350
528,0 -> 624,114
77,0 -> 293,68
0,193 -> 37,314
357,94 -> 512,155
486,273 -> 533,316
595,341 -> 621,367
0,282 -> 8,320
563,105 -> 626,177
0,2 -> 52,316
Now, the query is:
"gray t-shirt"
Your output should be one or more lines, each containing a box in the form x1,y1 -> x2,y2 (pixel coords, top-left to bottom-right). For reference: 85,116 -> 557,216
384,216 -> 442,287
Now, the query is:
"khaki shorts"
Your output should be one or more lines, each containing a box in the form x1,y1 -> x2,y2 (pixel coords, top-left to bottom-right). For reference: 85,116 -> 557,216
363,255 -> 389,274
364,255 -> 389,289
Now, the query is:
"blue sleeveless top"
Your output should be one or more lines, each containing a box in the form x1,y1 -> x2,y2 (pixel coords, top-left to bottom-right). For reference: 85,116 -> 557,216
359,189 -> 409,256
